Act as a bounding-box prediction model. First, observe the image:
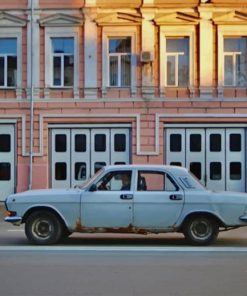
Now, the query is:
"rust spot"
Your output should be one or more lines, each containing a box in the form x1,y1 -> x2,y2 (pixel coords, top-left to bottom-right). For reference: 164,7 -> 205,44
170,223 -> 177,231
75,220 -> 150,235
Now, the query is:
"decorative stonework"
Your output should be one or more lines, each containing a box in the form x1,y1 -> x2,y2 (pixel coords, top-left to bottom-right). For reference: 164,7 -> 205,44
213,11 -> 247,25
154,12 -> 200,25
95,12 -> 142,26
0,12 -> 26,27
39,13 -> 84,27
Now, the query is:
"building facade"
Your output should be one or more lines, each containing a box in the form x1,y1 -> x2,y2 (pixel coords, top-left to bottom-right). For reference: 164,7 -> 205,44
0,0 -> 247,200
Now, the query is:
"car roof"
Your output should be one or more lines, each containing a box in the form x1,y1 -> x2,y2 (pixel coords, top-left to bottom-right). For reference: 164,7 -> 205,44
104,164 -> 189,174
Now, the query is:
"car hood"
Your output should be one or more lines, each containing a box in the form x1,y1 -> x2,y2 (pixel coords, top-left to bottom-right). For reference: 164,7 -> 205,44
6,188 -> 86,203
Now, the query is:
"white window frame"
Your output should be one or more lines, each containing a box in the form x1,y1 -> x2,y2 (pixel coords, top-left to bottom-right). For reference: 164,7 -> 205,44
166,51 -> 185,87
218,25 -> 247,88
160,26 -> 195,89
108,37 -> 131,87
45,27 -> 79,89
102,27 -> 137,93
0,28 -> 21,89
223,51 -> 242,86
51,38 -> 74,87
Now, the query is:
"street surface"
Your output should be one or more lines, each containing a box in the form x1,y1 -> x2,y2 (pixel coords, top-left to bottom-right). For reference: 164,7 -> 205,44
1,204 -> 247,296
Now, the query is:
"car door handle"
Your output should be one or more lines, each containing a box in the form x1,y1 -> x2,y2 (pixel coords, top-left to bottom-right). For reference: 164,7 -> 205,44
169,194 -> 183,201
120,194 -> 133,200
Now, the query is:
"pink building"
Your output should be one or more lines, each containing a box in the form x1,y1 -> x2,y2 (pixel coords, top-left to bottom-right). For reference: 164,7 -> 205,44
0,0 -> 247,200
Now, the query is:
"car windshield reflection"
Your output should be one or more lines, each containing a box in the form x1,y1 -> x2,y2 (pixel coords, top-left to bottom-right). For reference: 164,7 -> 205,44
79,168 -> 105,189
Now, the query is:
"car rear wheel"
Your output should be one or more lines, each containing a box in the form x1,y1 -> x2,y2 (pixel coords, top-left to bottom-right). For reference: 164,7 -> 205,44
25,211 -> 63,245
183,215 -> 219,246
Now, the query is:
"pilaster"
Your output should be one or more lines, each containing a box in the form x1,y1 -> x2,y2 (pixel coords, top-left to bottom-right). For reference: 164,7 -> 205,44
141,10 -> 155,99
84,9 -> 98,99
198,7 -> 213,98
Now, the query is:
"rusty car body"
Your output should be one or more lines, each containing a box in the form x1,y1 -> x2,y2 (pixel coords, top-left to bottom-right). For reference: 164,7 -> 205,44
4,165 -> 247,245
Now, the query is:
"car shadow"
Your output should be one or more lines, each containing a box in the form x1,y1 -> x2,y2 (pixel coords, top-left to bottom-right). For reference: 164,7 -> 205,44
57,233 -> 247,247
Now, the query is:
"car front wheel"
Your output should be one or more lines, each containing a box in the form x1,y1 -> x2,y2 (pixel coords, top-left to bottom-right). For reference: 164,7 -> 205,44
25,210 -> 63,245
183,215 -> 219,246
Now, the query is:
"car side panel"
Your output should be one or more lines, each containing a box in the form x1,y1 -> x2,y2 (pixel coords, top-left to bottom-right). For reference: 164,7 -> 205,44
6,193 -> 81,231
176,191 -> 247,228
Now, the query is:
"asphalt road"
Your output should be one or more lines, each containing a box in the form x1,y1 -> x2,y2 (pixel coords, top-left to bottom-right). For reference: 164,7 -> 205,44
1,249 -> 247,296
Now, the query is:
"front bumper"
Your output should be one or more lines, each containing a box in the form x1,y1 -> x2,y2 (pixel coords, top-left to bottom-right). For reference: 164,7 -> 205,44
239,215 -> 247,222
4,216 -> 22,225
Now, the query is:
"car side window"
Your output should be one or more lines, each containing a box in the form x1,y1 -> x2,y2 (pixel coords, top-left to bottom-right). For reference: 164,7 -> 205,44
137,171 -> 179,191
96,170 -> 132,191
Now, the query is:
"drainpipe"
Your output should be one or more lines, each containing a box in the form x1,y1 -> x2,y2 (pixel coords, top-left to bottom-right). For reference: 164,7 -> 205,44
28,0 -> 34,190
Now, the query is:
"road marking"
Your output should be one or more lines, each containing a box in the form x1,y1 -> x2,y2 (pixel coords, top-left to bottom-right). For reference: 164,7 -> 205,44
0,246 -> 247,252
7,229 -> 24,232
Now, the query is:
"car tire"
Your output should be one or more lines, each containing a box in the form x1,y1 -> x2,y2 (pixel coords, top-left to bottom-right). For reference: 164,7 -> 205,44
61,228 -> 72,240
25,210 -> 63,245
183,215 -> 219,246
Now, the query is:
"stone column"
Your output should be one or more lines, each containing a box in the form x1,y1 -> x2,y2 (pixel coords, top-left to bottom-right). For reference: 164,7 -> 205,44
198,7 -> 213,98
141,10 -> 155,99
84,4 -> 98,99
27,0 -> 40,99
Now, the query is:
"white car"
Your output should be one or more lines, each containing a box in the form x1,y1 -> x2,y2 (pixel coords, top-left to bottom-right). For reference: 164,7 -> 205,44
4,165 -> 247,245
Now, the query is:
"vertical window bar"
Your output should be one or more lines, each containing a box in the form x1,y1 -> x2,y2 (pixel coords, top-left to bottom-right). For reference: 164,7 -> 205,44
233,53 -> 236,86
4,55 -> 7,87
61,55 -> 64,87
175,54 -> 178,86
118,55 -> 121,87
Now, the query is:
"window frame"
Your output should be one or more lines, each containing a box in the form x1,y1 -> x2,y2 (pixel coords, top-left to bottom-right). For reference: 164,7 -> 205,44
45,27 -> 79,89
165,39 -> 189,87
96,170 -> 132,191
51,38 -> 74,88
137,170 -> 179,192
102,27 -> 137,93
0,29 -> 21,90
218,25 -> 247,88
160,26 -> 195,89
223,38 -> 246,87
108,37 -> 131,87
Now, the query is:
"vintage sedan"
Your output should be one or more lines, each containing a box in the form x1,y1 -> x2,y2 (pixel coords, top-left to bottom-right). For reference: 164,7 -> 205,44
4,165 -> 247,245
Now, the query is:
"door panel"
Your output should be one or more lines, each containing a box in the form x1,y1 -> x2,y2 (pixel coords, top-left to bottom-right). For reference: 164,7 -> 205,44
81,191 -> 133,227
0,125 -> 15,201
51,129 -> 71,188
71,129 -> 90,188
51,128 -> 130,188
206,129 -> 225,191
226,129 -> 245,192
91,129 -> 110,175
186,129 -> 206,185
133,170 -> 184,229
111,129 -> 130,165
165,127 -> 246,192
81,169 -> 133,228
166,129 -> 185,167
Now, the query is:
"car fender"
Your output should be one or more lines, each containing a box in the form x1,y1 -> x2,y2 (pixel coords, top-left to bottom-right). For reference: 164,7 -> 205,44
175,209 -> 226,230
22,204 -> 69,229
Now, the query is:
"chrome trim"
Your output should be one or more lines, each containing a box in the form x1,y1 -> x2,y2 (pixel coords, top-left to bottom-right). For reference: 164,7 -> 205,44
4,216 -> 22,223
239,215 -> 247,222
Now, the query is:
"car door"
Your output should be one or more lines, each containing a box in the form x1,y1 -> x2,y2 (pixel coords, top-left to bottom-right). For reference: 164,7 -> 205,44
133,169 -> 184,230
81,170 -> 133,228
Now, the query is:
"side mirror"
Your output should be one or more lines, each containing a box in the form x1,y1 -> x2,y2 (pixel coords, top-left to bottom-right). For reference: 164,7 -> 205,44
89,184 -> 97,192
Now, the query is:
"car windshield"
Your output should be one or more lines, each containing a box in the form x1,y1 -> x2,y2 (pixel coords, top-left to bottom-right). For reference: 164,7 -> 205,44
79,168 -> 105,189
